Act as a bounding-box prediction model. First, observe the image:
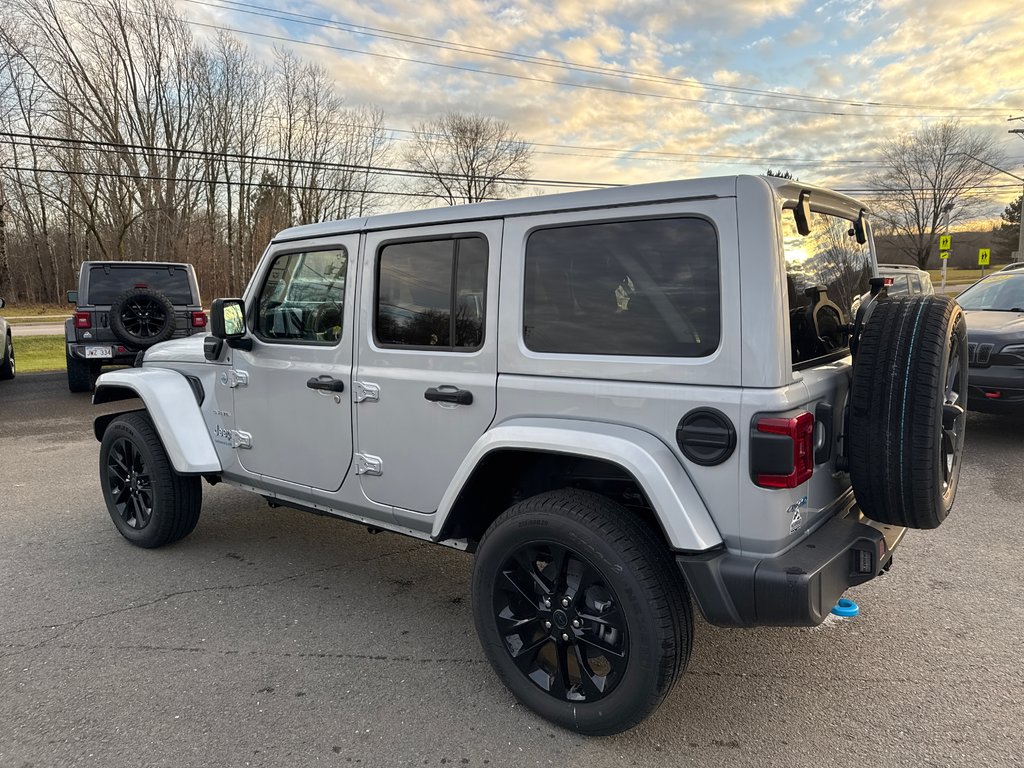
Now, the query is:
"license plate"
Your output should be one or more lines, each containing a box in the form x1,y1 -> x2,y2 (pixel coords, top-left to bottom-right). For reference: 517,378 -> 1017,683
85,346 -> 112,359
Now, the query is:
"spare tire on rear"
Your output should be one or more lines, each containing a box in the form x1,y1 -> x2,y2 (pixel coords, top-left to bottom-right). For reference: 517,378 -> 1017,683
109,287 -> 177,348
848,295 -> 967,529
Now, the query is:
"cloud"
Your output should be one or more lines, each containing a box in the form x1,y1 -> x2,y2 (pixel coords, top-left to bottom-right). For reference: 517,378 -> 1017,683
173,0 -> 1024,217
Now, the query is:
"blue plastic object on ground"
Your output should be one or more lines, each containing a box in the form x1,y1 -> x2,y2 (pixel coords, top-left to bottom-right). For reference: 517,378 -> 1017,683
831,598 -> 860,617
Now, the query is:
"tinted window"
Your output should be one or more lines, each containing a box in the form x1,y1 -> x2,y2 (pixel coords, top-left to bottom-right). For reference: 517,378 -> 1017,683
255,249 -> 347,344
87,266 -> 193,304
376,236 -> 487,350
523,218 -> 720,357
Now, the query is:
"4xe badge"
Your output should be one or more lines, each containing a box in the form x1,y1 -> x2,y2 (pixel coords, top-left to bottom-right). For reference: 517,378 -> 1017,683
787,496 -> 808,534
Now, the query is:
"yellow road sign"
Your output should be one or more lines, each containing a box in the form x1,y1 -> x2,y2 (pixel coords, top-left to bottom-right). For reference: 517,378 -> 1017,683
940,251 -> 950,260
940,235 -> 951,250
979,248 -> 990,266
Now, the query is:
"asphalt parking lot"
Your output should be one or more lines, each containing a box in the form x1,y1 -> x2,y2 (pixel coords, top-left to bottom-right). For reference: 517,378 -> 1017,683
1,372 -> 1022,768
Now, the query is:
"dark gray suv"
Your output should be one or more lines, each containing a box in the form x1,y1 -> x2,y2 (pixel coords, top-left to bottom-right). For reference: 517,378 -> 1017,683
65,261 -> 205,392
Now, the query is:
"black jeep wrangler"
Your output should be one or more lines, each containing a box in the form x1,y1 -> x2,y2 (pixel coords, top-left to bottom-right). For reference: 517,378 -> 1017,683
65,261 -> 205,392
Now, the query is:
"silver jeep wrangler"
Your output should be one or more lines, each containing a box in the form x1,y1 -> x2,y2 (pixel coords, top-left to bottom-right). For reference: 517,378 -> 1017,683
92,175 -> 968,734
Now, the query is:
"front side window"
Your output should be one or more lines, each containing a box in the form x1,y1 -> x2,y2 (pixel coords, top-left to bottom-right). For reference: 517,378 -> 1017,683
375,236 -> 487,350
523,217 -> 720,357
255,249 -> 348,343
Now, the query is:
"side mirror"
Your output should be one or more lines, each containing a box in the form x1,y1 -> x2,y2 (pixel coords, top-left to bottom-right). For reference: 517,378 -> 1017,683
210,298 -> 246,339
66,290 -> 78,304
0,298 -> 6,310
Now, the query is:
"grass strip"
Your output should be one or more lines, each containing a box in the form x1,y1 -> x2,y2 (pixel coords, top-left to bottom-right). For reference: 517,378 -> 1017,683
10,335 -> 66,373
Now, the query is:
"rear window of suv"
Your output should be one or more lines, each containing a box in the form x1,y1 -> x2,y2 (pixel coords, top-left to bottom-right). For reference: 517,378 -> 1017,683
86,266 -> 194,304
523,217 -> 720,357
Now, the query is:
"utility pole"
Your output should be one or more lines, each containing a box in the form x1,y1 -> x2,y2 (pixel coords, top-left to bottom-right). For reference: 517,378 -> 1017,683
941,203 -> 953,291
1008,120 -> 1024,263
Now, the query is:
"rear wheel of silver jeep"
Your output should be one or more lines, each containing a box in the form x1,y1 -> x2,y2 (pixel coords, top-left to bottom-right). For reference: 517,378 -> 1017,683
848,295 -> 968,529
471,489 -> 691,735
99,412 -> 202,548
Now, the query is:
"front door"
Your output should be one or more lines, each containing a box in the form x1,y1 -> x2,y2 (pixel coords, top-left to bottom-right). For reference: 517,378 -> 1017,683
355,220 -> 501,513
230,239 -> 356,492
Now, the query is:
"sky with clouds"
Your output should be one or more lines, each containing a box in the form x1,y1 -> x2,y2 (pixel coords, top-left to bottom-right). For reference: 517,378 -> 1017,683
179,0 -> 1023,218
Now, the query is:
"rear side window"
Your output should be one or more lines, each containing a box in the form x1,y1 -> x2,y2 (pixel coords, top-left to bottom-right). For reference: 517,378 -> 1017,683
87,266 -> 194,304
375,236 -> 487,350
782,210 -> 872,367
523,217 -> 720,357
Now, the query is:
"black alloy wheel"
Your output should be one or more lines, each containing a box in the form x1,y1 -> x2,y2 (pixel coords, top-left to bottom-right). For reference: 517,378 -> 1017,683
941,335 -> 967,499
109,288 -> 177,347
472,489 -> 692,735
105,435 -> 155,530
119,295 -> 169,340
493,541 -> 628,702
99,412 -> 202,548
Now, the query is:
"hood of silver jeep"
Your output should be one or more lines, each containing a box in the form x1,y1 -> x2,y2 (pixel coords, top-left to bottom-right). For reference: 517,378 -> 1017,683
143,334 -> 210,364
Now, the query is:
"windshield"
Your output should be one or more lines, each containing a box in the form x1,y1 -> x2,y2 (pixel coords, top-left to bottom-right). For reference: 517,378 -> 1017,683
957,273 -> 1024,311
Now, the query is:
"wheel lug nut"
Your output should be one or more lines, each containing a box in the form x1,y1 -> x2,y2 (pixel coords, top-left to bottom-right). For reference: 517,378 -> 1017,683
562,633 -> 569,641
544,621 -> 552,629
543,598 -> 551,607
561,597 -> 570,608
572,619 -> 580,628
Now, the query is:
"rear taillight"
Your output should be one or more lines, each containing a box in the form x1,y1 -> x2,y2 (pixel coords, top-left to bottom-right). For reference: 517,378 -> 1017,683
191,311 -> 208,328
74,311 -> 91,329
752,411 -> 815,489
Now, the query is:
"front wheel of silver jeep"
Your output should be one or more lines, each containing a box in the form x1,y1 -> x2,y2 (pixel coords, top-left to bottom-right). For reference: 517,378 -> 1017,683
99,412 -> 202,548
471,489 -> 692,735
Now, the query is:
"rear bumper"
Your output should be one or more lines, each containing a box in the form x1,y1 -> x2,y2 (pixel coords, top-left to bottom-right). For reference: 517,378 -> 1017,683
67,343 -> 136,364
677,502 -> 905,627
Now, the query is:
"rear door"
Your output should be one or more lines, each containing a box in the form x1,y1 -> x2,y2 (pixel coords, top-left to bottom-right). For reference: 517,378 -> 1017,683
229,239 -> 356,492
354,221 -> 501,514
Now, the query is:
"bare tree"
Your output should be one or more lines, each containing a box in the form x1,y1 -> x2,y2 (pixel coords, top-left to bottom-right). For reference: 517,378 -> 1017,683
403,112 -> 532,205
866,121 -> 1004,269
0,0 -> 396,301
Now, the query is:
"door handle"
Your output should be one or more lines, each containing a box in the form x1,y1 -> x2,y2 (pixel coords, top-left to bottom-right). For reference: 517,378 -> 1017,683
424,386 -> 473,405
306,375 -> 345,393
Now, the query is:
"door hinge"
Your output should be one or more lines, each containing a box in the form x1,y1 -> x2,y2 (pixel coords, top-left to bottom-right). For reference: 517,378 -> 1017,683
231,430 -> 252,449
354,452 -> 383,475
352,381 -> 380,403
220,369 -> 249,388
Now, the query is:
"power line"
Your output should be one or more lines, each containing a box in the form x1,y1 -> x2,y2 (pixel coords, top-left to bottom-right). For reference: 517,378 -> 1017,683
0,163 -> 470,200
65,0 -> 1014,121
0,131 -> 616,189
185,0 -> 1019,116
